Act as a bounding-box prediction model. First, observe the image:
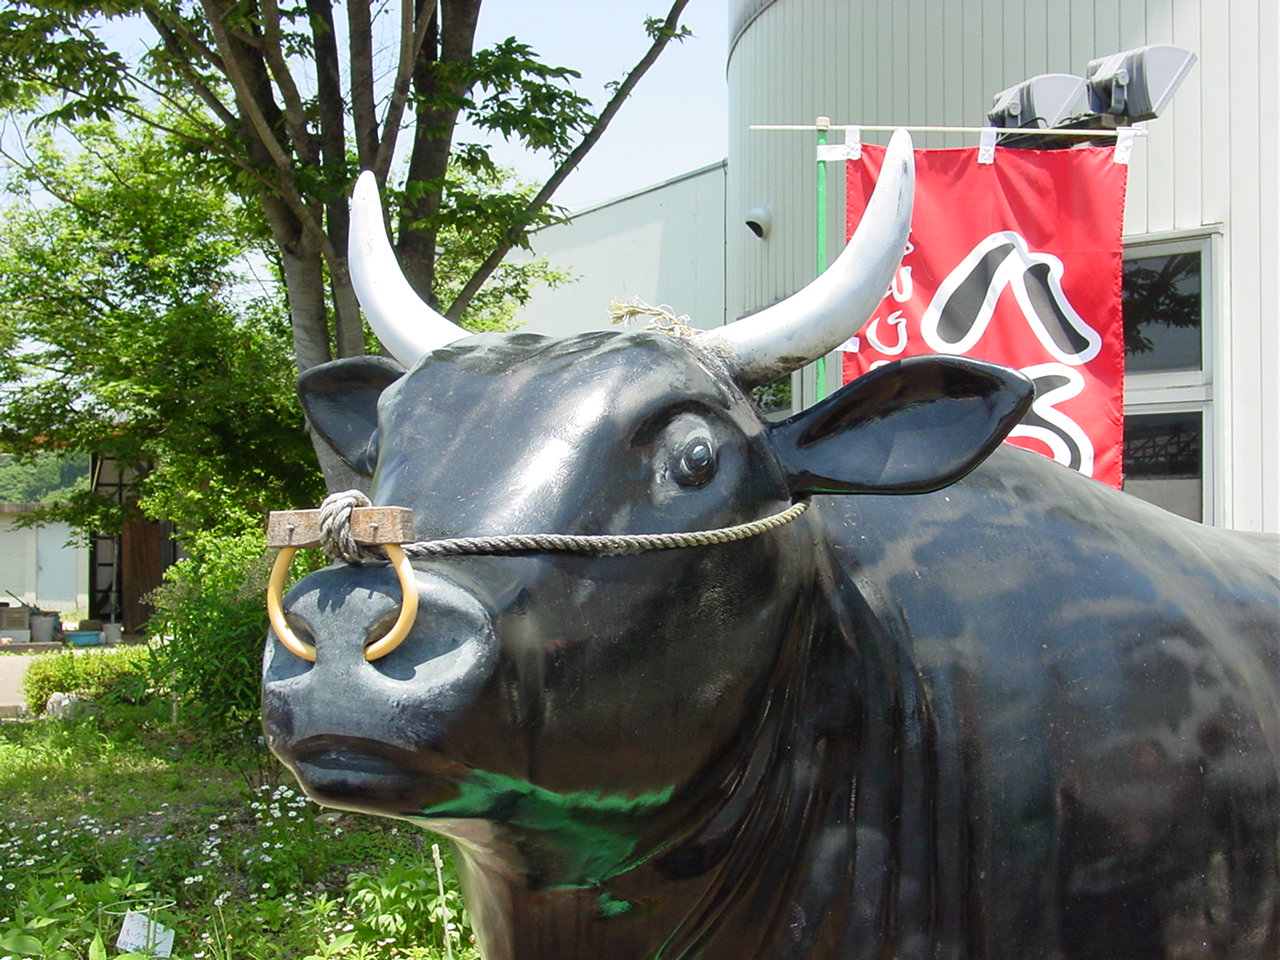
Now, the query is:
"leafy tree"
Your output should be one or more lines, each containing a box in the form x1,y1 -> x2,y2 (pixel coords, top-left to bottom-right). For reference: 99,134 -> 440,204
0,0 -> 692,488
0,452 -> 88,504
0,119 -> 321,541
422,165 -> 573,334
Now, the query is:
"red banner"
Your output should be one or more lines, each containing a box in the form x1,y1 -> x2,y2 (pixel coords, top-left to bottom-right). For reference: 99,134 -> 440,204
841,144 -> 1128,487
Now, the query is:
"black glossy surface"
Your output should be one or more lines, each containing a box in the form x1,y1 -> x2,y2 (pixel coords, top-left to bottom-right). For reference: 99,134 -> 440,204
264,332 -> 1279,960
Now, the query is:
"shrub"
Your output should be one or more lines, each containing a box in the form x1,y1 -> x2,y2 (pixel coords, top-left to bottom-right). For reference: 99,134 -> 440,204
147,530 -> 272,733
147,528 -> 325,735
346,843 -> 471,954
21,645 -> 155,715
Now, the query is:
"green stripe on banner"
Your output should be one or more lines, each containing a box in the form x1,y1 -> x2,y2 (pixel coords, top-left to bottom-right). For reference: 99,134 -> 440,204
815,126 -> 828,401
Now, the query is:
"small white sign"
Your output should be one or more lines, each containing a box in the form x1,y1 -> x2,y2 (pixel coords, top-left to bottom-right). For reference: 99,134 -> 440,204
116,911 -> 175,957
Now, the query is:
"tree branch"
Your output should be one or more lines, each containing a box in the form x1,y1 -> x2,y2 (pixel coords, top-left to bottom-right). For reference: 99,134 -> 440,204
373,0 -> 439,181
143,10 -> 240,128
102,98 -> 279,198
259,0 -> 320,165
446,0 -> 691,319
307,0 -> 347,171
199,0 -> 292,173
346,0 -> 378,167
392,0 -> 481,304
199,0 -> 329,248
308,0 -> 363,357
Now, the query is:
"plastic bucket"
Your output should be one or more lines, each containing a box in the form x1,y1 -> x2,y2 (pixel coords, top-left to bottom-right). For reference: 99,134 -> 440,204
29,612 -> 58,643
103,622 -> 122,644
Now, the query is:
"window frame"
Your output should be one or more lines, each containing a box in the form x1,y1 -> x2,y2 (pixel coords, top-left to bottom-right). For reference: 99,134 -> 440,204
1121,227 -> 1221,524
1121,403 -> 1213,524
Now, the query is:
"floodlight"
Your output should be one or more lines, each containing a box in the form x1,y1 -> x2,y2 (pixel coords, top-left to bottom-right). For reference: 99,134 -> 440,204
989,74 -> 1087,129
1085,45 -> 1197,122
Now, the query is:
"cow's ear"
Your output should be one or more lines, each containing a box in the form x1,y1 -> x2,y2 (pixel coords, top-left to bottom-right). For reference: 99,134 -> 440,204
298,356 -> 404,475
768,356 -> 1033,495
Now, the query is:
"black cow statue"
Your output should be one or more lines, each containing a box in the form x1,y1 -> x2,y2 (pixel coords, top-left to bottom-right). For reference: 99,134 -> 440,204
263,131 -> 1279,959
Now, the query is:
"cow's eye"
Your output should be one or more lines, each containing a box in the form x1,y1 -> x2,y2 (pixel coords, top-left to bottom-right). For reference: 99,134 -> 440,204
674,433 -> 717,487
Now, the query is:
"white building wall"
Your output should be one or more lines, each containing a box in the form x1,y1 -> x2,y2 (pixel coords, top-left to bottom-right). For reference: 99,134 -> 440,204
513,163 -> 727,338
0,508 -> 89,613
726,0 -> 1277,532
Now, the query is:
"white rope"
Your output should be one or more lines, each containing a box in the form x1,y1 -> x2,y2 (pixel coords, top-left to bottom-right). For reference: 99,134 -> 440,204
316,490 -> 809,563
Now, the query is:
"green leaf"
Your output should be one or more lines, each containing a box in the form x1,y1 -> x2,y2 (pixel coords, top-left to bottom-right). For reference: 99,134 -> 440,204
0,931 -> 44,955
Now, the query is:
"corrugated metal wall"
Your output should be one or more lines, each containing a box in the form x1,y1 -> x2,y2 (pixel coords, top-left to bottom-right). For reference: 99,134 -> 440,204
726,0 -> 1276,531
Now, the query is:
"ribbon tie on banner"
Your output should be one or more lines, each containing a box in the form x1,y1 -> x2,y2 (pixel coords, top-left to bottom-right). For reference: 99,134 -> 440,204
977,127 -> 998,165
816,125 -> 862,162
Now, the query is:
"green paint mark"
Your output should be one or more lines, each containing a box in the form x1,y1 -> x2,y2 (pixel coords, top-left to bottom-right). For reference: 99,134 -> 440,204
597,892 -> 633,917
410,770 -> 674,888
815,124 -> 829,402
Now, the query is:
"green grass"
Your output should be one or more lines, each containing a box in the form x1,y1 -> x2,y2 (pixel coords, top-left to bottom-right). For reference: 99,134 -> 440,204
0,706 -> 476,959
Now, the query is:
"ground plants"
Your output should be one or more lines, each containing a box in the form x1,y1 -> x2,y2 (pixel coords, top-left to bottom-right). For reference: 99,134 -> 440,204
0,707 -> 477,959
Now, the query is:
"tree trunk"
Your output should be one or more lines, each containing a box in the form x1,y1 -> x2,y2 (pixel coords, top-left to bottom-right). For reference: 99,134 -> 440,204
279,245 -> 366,494
280,247 -> 331,372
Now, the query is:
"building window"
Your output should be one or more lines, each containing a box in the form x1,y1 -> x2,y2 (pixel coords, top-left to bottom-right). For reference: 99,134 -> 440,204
1123,252 -> 1202,373
1121,235 -> 1213,522
1123,410 -> 1203,522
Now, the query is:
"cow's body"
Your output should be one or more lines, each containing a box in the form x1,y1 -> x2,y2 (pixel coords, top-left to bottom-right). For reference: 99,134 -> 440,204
264,329 -> 1279,960
818,446 -> 1278,958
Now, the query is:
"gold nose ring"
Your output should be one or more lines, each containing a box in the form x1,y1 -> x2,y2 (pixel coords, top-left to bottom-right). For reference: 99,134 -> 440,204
266,507 -> 417,662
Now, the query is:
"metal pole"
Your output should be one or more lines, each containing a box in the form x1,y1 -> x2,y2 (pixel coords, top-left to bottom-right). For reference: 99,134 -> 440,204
814,117 -> 829,401
752,122 -> 1144,136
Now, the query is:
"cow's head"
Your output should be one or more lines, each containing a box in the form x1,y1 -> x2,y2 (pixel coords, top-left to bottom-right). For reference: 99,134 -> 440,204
262,131 -> 1032,883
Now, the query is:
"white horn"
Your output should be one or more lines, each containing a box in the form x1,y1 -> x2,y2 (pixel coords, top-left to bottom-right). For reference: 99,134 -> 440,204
696,128 -> 915,387
349,170 -> 469,367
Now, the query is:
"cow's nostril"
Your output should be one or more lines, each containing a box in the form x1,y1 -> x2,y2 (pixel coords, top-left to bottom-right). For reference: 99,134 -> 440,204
365,610 -> 401,653
271,610 -> 317,665
287,613 -> 315,644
